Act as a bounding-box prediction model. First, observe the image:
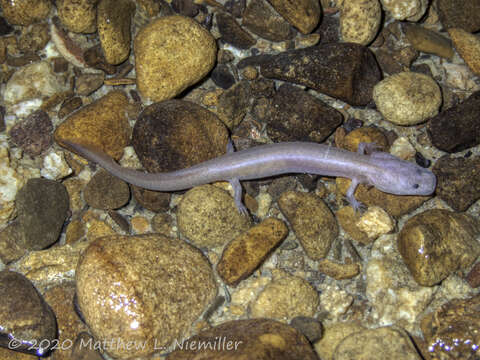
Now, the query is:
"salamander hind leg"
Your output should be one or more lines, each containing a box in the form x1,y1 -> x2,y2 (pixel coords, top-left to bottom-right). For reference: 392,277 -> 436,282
346,178 -> 367,213
229,178 -> 249,216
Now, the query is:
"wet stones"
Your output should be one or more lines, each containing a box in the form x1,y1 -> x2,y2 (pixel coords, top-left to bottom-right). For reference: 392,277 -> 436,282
56,0 -> 97,33
0,0 -> 51,26
216,12 -> 255,49
9,110 -> 53,156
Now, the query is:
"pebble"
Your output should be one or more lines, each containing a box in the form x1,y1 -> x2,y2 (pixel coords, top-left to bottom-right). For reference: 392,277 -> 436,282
379,0 -> 428,21
134,15 -> 216,102
58,96 -> 82,118
177,185 -> 251,247
83,169 -> 130,209
260,43 -> 381,106
403,23 -> 454,59
216,12 -> 256,49
339,0 -> 382,45
466,262 -> 480,288
54,90 -> 131,160
428,90 -> 480,152
132,185 -> 171,213
56,0 -> 97,33
76,234 -> 217,359
75,73 -> 105,96
0,0 -> 51,26
355,206 -> 395,240
249,270 -> 319,320
318,258 -> 361,280
166,318 -> 318,359
336,206 -> 371,245
224,0 -> 246,18
421,294 -> 480,359
217,218 -> 288,286
97,0 -> 136,65
448,28 -> 480,76
314,322 -> 366,360
16,178 -> 69,250
9,109 -> 53,156
398,209 -> 480,286
290,316 -> 323,343
70,333 -> 103,360
0,222 -> 25,264
433,155 -> 480,211
132,100 -> 228,172
18,23 -> 50,54
373,72 -> 441,125
334,326 -> 421,359
242,0 -> 295,42
0,16 -> 13,36
4,61 -> 68,106
211,64 -> 236,89
437,0 -> 480,32
278,190 -> 338,260
260,83 -> 343,143
267,0 -> 320,34
41,149 -> 72,180
215,80 -> 251,128
0,270 -> 56,356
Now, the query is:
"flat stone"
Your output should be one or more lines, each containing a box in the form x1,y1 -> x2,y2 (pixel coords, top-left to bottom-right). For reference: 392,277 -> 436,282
211,64 -> 236,89
97,0 -> 135,65
132,186 -> 171,213
449,28 -> 480,76
267,0 -> 320,34
217,218 -> 288,286
55,90 -> 131,160
76,234 -> 217,359
379,0 -> 428,21
216,12 -> 255,49
318,258 -> 361,280
134,15 -> 216,102
428,90 -> 480,153
437,0 -> 480,32
339,0 -> 381,45
166,319 -> 318,360
404,23 -> 454,59
398,209 -> 480,286
9,110 -> 53,157
433,155 -> 480,211
216,80 -> 251,129
278,190 -> 338,260
0,270 -> 56,356
56,0 -> 97,33
0,0 -> 51,26
260,43 -> 381,106
83,169 -> 130,210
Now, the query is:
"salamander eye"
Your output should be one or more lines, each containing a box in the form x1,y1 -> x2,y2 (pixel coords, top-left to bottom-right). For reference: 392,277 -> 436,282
412,183 -> 419,189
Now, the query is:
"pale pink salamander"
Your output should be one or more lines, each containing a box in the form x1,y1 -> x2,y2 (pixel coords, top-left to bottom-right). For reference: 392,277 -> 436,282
64,140 -> 436,214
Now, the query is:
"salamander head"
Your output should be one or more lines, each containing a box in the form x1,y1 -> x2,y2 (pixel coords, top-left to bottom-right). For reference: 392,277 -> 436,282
368,153 -> 437,196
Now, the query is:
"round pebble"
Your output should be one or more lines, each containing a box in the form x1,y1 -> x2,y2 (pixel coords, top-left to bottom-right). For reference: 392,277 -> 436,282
339,0 -> 382,45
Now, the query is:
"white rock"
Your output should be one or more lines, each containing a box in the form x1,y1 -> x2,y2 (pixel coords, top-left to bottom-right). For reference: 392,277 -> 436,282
380,0 -> 428,21
41,150 -> 72,180
390,137 -> 416,160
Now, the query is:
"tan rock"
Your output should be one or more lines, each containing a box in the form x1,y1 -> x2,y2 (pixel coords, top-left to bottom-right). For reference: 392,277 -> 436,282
340,0 -> 382,45
0,0 -> 51,25
76,234 -> 217,359
267,0 -> 321,34
217,218 -> 288,286
449,28 -> 480,76
336,206 -> 371,245
54,90 -> 131,160
134,15 -> 216,101
56,0 -> 98,33
318,258 -> 361,280
404,23 -> 454,59
97,0 -> 135,65
355,205 -> 395,240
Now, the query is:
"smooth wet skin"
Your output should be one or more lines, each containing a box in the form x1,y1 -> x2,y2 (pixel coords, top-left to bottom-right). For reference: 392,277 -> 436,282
64,140 -> 436,212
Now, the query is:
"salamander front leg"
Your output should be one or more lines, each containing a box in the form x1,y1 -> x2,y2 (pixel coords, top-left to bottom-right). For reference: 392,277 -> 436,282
346,178 -> 366,213
357,142 -> 380,155
229,178 -> 249,215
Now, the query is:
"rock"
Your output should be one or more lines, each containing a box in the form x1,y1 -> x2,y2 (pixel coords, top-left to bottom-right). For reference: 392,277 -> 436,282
9,110 -> 53,156
437,0 -> 480,32
379,0 -> 428,21
339,0 -> 382,45
83,169 -> 130,209
278,190 -> 338,260
43,283 -> 88,360
334,326 -> 421,359
224,0 -> 245,18
132,186 -> 171,213
134,15 -> 216,102
336,206 -> 371,245
290,316 -> 323,343
76,234 -> 217,359
448,28 -> 480,76
216,12 -> 255,49
70,333 -> 103,360
316,14 -> 341,44
398,209 -> 480,286
75,73 -> 104,96
314,322 -> 366,360
433,155 -> 480,211
373,72 -> 441,125
355,206 -> 395,240
318,258 -> 361,280
466,263 -> 480,288
171,0 -> 199,17
262,83 -> 343,143
0,16 -> 13,36
250,270 -> 319,320
266,0 -> 320,34
216,80 -> 251,129
58,97 -> 82,118
4,61 -> 68,106
211,64 -> 236,89
0,0 -> 51,25
18,23 -> 50,53
56,0 -> 97,33
242,0 -> 295,42
97,0 -> 135,65
0,271 -> 56,356
428,91 -> 480,153
166,319 -> 318,360
217,218 -> 288,286
55,90 -> 131,160
177,185 -> 251,248
0,222 -> 26,264
404,23 -> 454,59
132,100 -> 228,172
16,178 -> 69,250
260,43 -> 381,106
421,295 -> 480,360
41,149 -> 73,180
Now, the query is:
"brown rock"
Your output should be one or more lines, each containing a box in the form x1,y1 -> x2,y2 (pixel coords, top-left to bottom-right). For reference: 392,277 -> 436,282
58,96 -> 83,118
398,209 -> 480,286
216,12 -> 255,49
70,333 -> 103,360
318,258 -> 361,280
0,0 -> 51,26
466,262 -> 480,288
437,0 -> 480,32
97,0 -> 135,65
9,110 -> 53,156
404,23 -> 454,59
75,73 -> 105,96
0,221 -> 26,264
448,28 -> 480,76
267,0 -> 321,34
132,186 -> 171,213
56,0 -> 98,33
216,80 -> 251,129
83,169 -> 130,209
76,234 -> 217,359
166,319 -> 318,360
278,190 -> 338,260
336,206 -> 371,245
217,218 -> 288,286
55,90 -> 131,160
18,23 -> 50,53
